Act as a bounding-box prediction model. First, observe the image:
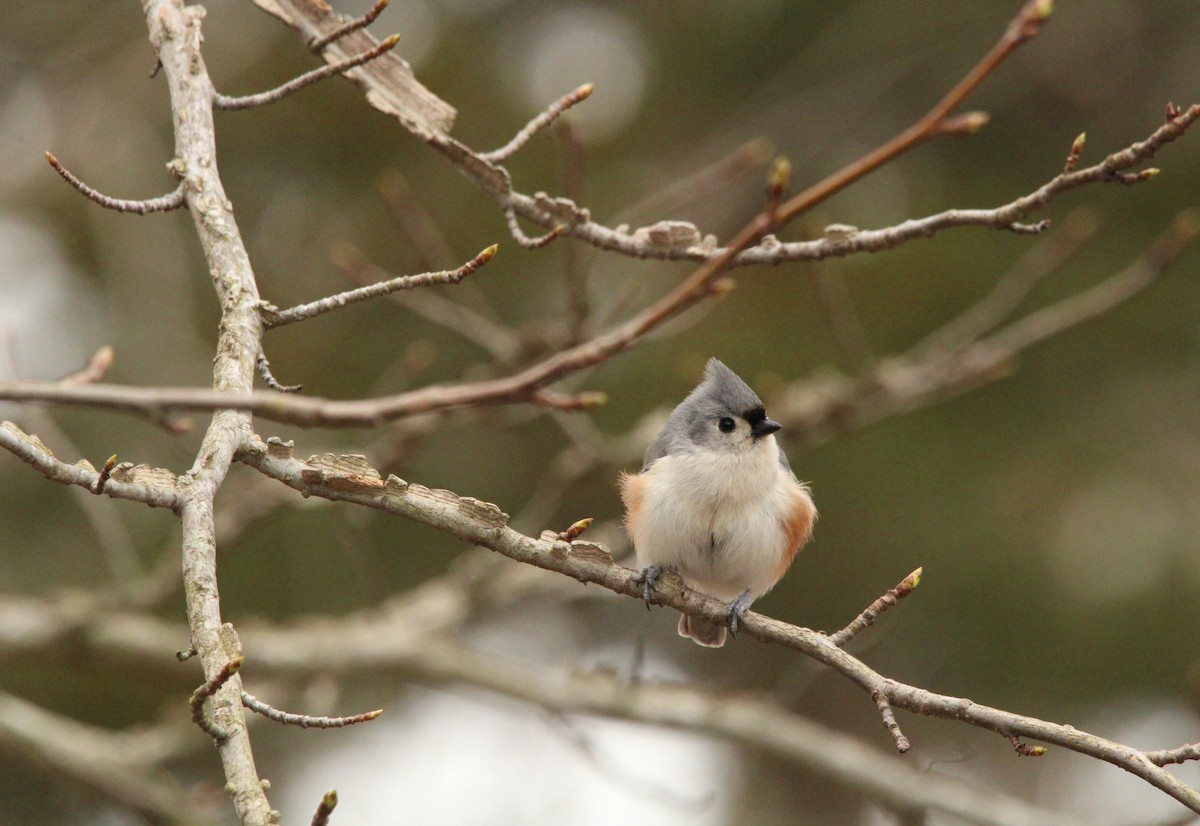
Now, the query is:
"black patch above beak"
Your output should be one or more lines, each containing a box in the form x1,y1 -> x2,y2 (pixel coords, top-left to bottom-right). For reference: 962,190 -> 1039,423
751,417 -> 782,438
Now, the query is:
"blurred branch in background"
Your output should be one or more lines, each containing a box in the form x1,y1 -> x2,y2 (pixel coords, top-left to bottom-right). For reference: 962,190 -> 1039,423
0,0 -> 1198,824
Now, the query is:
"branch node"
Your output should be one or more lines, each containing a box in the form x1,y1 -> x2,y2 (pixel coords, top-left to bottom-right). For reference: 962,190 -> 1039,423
45,152 -> 187,214
190,656 -> 244,742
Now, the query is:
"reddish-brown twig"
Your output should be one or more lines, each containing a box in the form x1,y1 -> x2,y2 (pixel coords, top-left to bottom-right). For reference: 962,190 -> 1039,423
774,0 -> 1054,224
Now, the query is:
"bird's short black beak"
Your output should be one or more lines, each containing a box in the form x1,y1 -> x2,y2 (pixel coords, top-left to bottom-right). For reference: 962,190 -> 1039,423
751,417 -> 782,438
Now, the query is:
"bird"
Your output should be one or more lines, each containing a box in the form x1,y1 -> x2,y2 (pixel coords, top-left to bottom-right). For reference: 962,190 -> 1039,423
620,358 -> 816,647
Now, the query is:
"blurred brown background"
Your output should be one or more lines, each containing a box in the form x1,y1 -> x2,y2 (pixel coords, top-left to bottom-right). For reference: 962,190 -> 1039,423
1,1 -> 1199,823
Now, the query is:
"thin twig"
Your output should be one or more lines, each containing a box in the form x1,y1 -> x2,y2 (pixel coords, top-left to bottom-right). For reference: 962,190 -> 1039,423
981,210 -> 1200,355
873,689 -> 911,753
190,657 -> 244,742
256,349 -> 302,393
59,345 -> 116,385
92,454 -> 118,495
241,690 -> 382,729
214,35 -> 400,111
481,83 -> 594,163
1147,742 -> 1200,767
828,568 -> 923,648
774,0 -> 1053,224
262,245 -> 497,329
310,790 -> 337,826
45,153 -> 186,214
504,205 -> 566,249
335,247 -> 523,363
310,0 -> 389,52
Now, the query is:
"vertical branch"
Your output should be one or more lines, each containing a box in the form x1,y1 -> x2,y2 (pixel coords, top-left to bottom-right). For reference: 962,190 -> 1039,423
140,1 -> 271,823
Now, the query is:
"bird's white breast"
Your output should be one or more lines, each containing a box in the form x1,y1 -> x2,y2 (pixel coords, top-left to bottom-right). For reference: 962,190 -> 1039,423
632,436 -> 804,601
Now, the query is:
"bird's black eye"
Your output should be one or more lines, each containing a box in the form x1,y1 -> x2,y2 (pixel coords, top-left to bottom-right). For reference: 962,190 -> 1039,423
718,417 -> 736,433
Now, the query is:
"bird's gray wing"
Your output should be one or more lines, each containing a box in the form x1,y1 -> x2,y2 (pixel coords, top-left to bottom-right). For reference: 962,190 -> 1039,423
641,430 -> 674,470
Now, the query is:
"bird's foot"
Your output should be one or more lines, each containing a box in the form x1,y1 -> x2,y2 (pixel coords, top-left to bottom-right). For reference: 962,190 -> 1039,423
727,590 -> 754,638
634,565 -> 662,610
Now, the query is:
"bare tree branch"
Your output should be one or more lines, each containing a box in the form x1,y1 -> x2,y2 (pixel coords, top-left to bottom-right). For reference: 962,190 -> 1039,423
251,0 -> 1197,269
213,34 -> 400,110
140,1 -> 274,821
45,152 -> 186,214
259,244 -> 497,328
237,437 -> 1200,811
241,690 -> 382,729
0,421 -> 179,510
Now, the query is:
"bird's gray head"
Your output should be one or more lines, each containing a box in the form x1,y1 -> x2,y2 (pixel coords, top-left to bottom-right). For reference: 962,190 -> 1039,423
663,358 -> 782,453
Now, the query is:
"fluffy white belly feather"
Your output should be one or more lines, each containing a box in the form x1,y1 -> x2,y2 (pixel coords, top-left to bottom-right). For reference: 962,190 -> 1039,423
632,441 -> 800,601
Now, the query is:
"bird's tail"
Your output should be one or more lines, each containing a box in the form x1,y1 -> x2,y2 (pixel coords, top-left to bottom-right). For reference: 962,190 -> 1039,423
678,613 -> 726,648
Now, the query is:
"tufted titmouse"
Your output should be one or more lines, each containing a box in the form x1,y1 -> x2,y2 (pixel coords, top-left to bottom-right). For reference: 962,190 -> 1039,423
620,358 -> 816,647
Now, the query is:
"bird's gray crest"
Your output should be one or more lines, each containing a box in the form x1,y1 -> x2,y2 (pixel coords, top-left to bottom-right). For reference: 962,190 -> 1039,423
642,358 -> 770,467
695,358 -> 763,418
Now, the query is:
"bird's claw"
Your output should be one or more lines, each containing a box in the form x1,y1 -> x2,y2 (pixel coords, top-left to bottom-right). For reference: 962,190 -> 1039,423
727,590 -> 754,638
634,565 -> 661,610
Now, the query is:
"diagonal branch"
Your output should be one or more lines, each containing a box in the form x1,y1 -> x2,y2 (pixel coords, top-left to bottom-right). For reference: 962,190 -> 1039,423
309,0 -> 389,52
214,34 -> 400,110
774,0 -> 1053,223
0,421 -> 179,510
260,244 -> 497,328
481,83 -> 594,164
235,436 -> 1200,814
